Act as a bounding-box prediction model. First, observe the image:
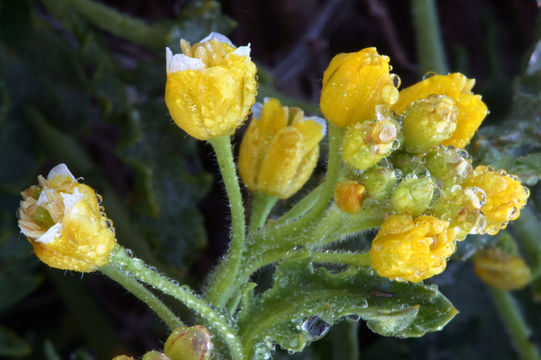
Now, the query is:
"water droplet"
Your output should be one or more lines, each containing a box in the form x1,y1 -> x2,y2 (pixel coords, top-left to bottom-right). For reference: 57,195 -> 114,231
390,73 -> 401,88
422,71 -> 438,80
346,314 -> 361,321
393,168 -> 403,179
126,249 -> 134,258
390,138 -> 401,150
96,193 -> 103,205
278,276 -> 289,288
302,315 -> 330,340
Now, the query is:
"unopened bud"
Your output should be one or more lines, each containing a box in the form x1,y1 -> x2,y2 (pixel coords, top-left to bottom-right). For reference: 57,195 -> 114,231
342,117 -> 399,170
142,351 -> 171,360
391,151 -> 425,175
334,180 -> 365,213
474,248 -> 532,290
390,175 -> 434,216
401,95 -> 458,153
425,146 -> 472,189
112,356 -> 136,360
360,166 -> 398,200
164,325 -> 213,360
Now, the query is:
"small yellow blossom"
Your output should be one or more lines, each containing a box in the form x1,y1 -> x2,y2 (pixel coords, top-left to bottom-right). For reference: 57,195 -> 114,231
165,32 -> 257,140
341,116 -> 399,170
474,248 -> 532,290
238,98 -> 326,199
391,73 -> 488,149
334,180 -> 365,213
370,214 -> 456,282
320,47 -> 399,128
18,164 -> 116,272
462,166 -> 529,235
164,325 -> 213,360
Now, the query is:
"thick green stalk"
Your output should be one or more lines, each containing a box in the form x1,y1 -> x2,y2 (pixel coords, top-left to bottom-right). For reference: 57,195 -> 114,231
206,136 -> 247,309
110,246 -> 245,360
513,206 -> 541,278
100,265 -> 183,330
63,0 -> 166,50
411,0 -> 448,74
488,288 -> 541,360
248,192 -> 278,234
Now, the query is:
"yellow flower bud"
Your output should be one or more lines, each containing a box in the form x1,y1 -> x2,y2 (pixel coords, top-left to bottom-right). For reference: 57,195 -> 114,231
320,47 -> 399,128
238,98 -> 326,199
462,166 -> 529,235
334,180 -> 366,213
390,174 -> 434,216
360,166 -> 398,200
165,32 -> 257,140
391,73 -> 488,148
474,248 -> 532,290
370,214 -> 456,282
142,351 -> 171,360
424,146 -> 472,189
18,164 -> 116,272
342,117 -> 399,170
401,95 -> 458,153
164,325 -> 213,360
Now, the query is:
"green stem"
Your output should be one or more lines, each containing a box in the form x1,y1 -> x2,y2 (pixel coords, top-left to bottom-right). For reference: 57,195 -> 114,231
272,183 -> 324,226
271,124 -> 344,241
411,0 -> 449,74
205,136 -> 247,309
488,288 -> 541,360
110,246 -> 245,360
513,206 -> 541,278
99,265 -> 183,330
310,251 -> 370,267
63,0 -> 166,50
248,192 -> 278,234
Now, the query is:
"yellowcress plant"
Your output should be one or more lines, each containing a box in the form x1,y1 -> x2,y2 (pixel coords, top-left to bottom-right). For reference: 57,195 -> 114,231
17,32 -> 533,360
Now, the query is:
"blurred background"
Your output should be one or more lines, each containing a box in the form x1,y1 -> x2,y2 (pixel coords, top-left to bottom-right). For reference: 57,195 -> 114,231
0,0 -> 540,359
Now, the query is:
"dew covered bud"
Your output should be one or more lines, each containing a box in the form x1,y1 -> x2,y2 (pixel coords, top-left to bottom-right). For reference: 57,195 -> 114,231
390,174 -> 434,216
18,164 -> 116,272
391,73 -> 488,148
401,95 -> 458,153
370,214 -> 456,282
164,325 -> 213,360
320,47 -> 399,128
474,248 -> 532,290
112,356 -> 136,360
462,166 -> 529,235
165,32 -> 257,140
425,146 -> 472,189
342,117 -> 399,170
334,180 -> 365,213
360,166 -> 398,200
142,351 -> 171,360
238,98 -> 326,199
391,151 -> 425,175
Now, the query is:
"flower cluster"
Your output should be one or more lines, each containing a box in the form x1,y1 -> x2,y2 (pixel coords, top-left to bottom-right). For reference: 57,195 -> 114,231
320,48 -> 529,282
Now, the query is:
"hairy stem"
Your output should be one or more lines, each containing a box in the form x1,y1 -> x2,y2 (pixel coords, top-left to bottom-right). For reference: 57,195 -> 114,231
110,246 -> 245,360
100,265 -> 183,330
488,287 -> 541,360
249,192 -> 278,234
205,136 -> 247,310
411,0 -> 448,74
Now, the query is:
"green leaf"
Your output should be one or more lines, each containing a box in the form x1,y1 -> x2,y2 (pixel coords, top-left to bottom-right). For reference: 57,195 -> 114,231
0,325 -> 31,357
237,252 -> 457,358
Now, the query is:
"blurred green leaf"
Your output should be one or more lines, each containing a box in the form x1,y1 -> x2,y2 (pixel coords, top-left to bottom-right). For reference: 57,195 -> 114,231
0,325 -> 31,357
238,253 -> 457,358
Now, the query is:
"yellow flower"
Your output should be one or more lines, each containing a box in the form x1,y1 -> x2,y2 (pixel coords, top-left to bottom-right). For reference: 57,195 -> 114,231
391,73 -> 488,148
238,98 -> 326,199
164,325 -> 213,360
474,248 -> 532,290
320,47 -> 399,128
370,214 -> 456,282
334,180 -> 365,214
18,164 -> 116,272
341,116 -> 399,170
462,166 -> 529,235
165,32 -> 257,140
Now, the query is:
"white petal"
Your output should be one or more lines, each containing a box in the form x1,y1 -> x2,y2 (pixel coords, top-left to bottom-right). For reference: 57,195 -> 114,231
36,223 -> 62,244
37,190 -> 50,206
304,116 -> 327,137
251,102 -> 263,120
166,52 -> 205,74
47,164 -> 76,182
200,32 -> 233,46
232,44 -> 251,59
61,187 -> 83,212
